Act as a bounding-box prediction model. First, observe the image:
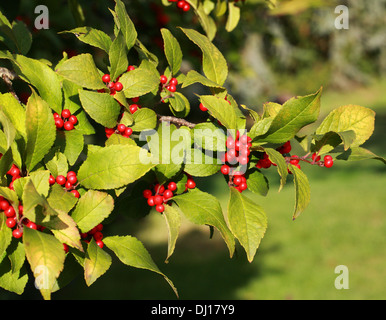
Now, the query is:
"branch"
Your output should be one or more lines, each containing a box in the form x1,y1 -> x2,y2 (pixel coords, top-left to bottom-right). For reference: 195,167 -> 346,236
157,114 -> 196,129
0,67 -> 21,104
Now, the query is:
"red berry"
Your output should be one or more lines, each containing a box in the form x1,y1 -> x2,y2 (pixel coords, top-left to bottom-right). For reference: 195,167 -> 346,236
96,240 -> 104,248
67,171 -> 76,177
233,176 -> 242,186
155,204 -> 165,213
105,128 -> 115,136
49,175 -> 56,185
182,2 -> 190,11
163,189 -> 173,200
93,231 -> 103,241
143,189 -> 153,199
68,115 -> 78,125
167,182 -> 177,191
53,112 -> 60,119
8,165 -> 20,177
55,118 -> 64,129
64,121 -> 74,131
117,124 -> 126,133
154,195 -> 163,205
114,82 -> 123,92
169,78 -> 178,86
123,127 -> 133,137
13,228 -> 23,239
177,0 -> 185,8
6,217 -> 16,228
160,75 -> 168,84
127,66 -> 135,71
56,175 -> 66,185
102,74 -> 110,83
238,156 -> 249,166
129,104 -> 139,114
61,109 -> 71,119
239,182 -> 248,191
63,243 -> 69,253
226,136 -> 235,149
221,164 -> 230,175
4,206 -> 15,218
18,204 -> 23,215
186,179 -> 196,189
167,85 -> 176,93
26,221 -> 37,230
199,103 -> 208,112
70,190 -> 80,198
290,156 -> 300,165
147,196 -> 155,206
0,199 -> 10,211
324,158 -> 334,168
65,181 -> 73,190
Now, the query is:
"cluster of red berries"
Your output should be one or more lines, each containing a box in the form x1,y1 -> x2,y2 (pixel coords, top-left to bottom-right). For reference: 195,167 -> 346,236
167,0 -> 190,12
105,124 -> 133,139
53,109 -> 78,131
49,171 -> 80,198
160,75 -> 178,93
143,182 -> 177,213
221,131 -> 252,169
102,74 -> 123,95
79,223 -> 104,249
231,173 -> 248,193
6,163 -> 22,190
2,198 -> 46,239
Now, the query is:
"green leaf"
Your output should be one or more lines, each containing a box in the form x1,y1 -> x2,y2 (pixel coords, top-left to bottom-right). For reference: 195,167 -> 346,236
193,122 -> 227,152
289,164 -> 311,220
0,92 -> 26,138
335,146 -> 386,164
119,60 -> 160,98
47,183 -> 78,214
131,108 -> 157,132
163,204 -> 181,262
0,214 -> 12,263
199,95 -> 237,130
57,53 -> 105,90
264,147 -> 289,192
79,90 -> 121,128
260,88 -> 322,144
0,110 -> 16,150
0,258 -> 28,295
84,239 -> 112,286
23,227 -> 65,300
227,187 -> 268,262
113,0 -> 137,50
184,147 -> 222,177
77,144 -> 156,190
29,170 -> 51,197
161,28 -> 182,75
11,20 -> 32,55
172,188 -> 235,257
12,55 -> 63,113
312,130 -> 356,154
60,27 -> 112,53
60,130 -> 85,166
71,190 -> 114,233
315,105 -> 375,148
25,92 -> 56,172
225,2 -> 241,32
245,169 -> 269,196
103,235 -> 178,297
180,28 -> 227,85
181,70 -> 224,89
109,32 -> 129,81
187,1 -> 217,41
44,150 -> 69,178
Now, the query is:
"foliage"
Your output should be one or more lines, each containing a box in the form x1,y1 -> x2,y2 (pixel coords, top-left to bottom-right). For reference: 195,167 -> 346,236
0,0 -> 384,299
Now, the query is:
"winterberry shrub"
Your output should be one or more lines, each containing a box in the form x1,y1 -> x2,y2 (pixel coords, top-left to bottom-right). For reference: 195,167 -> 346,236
0,0 -> 384,300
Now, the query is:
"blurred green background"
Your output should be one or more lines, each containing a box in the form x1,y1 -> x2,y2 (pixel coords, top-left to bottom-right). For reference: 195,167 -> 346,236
0,0 -> 385,300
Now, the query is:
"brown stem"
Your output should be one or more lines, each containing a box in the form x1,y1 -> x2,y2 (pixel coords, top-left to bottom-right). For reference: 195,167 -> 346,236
157,114 -> 196,129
